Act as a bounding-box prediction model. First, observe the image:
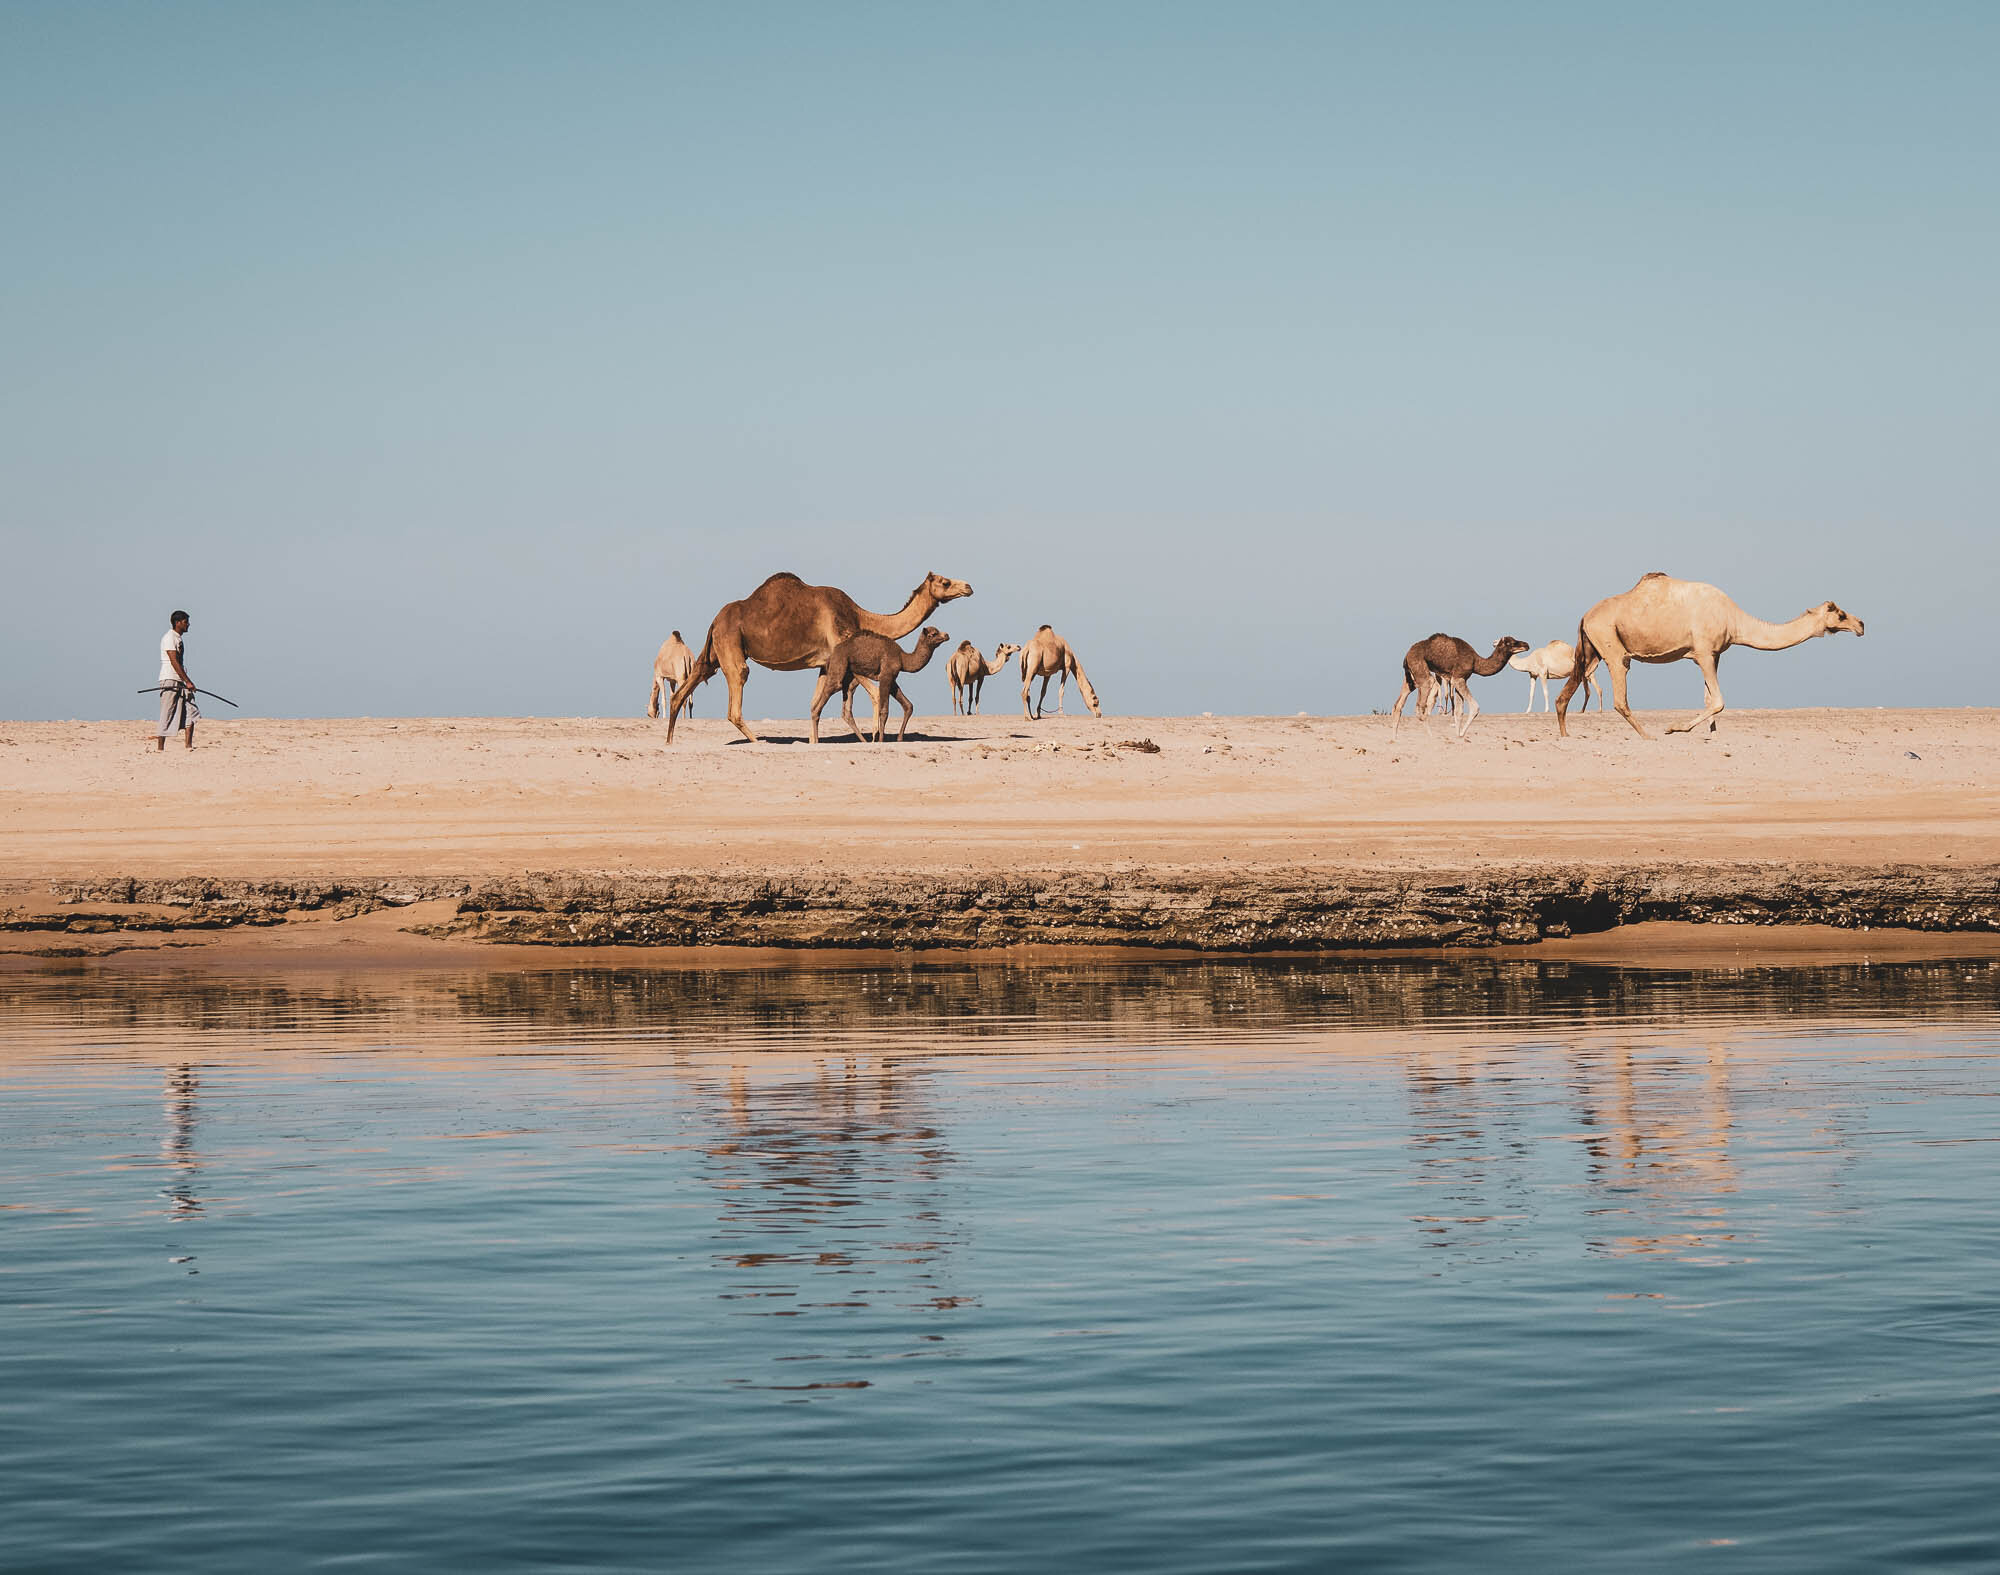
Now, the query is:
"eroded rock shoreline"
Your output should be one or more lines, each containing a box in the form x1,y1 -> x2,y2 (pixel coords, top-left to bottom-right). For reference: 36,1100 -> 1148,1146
14,863 -> 2000,952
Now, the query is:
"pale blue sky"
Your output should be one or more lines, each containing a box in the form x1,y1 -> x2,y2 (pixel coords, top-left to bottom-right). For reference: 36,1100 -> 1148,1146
3,3 -> 1993,720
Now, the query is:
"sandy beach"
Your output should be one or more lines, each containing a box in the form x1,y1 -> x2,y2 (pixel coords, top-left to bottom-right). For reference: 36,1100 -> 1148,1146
4,707 -> 1997,961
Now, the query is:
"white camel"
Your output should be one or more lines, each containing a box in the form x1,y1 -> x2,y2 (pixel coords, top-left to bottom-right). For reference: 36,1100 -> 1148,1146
1510,640 -> 1602,713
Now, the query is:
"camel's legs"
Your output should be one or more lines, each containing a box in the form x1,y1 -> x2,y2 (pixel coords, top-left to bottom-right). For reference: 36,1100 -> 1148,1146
1036,673 -> 1053,719
892,682 -> 914,742
719,658 -> 755,742
1523,676 -> 1536,713
808,672 -> 840,744
842,679 -> 876,743
1389,677 -> 1414,736
1453,677 -> 1479,738
1667,649 -> 1726,735
1606,656 -> 1647,738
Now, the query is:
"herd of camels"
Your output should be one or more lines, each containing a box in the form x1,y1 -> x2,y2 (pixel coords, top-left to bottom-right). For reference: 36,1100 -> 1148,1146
647,569 -> 1862,744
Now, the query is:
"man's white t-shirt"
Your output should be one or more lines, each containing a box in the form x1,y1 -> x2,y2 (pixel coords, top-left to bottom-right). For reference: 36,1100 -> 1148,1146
160,629 -> 184,685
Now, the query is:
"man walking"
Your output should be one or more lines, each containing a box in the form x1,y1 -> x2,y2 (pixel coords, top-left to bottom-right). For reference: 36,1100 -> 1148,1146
156,610 -> 196,751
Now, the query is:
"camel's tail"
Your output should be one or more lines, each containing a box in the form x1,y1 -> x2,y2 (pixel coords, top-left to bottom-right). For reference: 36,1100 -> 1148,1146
1552,620 -> 1594,733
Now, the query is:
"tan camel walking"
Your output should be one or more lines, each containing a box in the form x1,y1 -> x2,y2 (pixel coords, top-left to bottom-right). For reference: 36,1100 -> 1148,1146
1390,635 -> 1529,738
646,631 -> 694,719
811,626 -> 950,743
667,571 -> 973,742
1509,639 -> 1601,713
1019,626 -> 1100,719
1554,573 -> 1864,738
947,640 -> 1022,714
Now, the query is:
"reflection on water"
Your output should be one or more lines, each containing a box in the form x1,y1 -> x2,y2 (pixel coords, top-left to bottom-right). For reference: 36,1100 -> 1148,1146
700,1058 -> 968,1332
4,955 -> 2000,1573
159,1063 -> 202,1222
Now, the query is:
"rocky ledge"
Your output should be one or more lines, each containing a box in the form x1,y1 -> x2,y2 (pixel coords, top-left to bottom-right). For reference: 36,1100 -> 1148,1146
16,863 -> 2000,950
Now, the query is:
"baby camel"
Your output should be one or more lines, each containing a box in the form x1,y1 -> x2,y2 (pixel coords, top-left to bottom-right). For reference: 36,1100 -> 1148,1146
1390,634 -> 1529,738
1020,626 -> 1101,719
1509,639 -> 1601,713
811,626 -> 950,743
948,640 -> 1022,714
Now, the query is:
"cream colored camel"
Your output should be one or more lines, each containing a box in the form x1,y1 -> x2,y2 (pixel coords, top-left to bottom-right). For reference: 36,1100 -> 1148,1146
948,640 -> 1022,714
646,631 -> 694,719
667,571 -> 973,742
1019,626 -> 1100,719
1509,639 -> 1601,713
1554,573 -> 1864,738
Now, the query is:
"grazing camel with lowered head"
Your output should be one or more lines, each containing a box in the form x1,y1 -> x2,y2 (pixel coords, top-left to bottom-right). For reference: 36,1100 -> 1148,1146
646,631 -> 694,719
1554,573 -> 1864,738
1020,626 -> 1101,719
811,626 -> 951,743
1510,639 -> 1601,713
948,641 -> 1022,714
1390,634 -> 1529,738
666,571 -> 973,742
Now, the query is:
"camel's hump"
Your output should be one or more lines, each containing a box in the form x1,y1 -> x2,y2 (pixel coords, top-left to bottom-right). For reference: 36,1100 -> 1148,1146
757,571 -> 806,587
1639,571 -> 1670,581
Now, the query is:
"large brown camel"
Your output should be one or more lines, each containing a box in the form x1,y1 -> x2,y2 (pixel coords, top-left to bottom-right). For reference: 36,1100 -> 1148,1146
1019,625 -> 1100,719
947,640 -> 1022,714
1389,634 -> 1529,739
645,631 -> 693,719
811,626 -> 950,743
1554,573 -> 1865,738
666,571 -> 973,742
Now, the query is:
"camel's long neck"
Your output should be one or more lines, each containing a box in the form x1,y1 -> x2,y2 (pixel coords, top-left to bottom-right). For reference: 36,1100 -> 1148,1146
983,647 -> 1013,674
904,642 -> 944,675
1729,610 -> 1825,651
856,586 -> 935,639
1472,646 -> 1514,677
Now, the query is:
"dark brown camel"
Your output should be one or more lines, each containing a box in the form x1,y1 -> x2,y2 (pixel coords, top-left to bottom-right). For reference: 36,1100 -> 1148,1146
666,571 -> 973,742
811,626 -> 951,743
1390,634 -> 1529,738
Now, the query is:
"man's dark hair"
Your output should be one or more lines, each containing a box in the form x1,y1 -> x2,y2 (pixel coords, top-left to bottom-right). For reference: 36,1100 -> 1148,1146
170,610 -> 190,624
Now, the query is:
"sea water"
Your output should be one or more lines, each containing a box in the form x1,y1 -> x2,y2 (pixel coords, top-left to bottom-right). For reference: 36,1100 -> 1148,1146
3,958 -> 1998,1572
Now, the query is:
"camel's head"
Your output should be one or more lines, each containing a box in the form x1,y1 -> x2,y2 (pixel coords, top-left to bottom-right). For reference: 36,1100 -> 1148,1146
1815,602 -> 1865,637
924,572 -> 974,605
1497,636 -> 1531,660
917,625 -> 949,651
995,642 -> 1022,663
